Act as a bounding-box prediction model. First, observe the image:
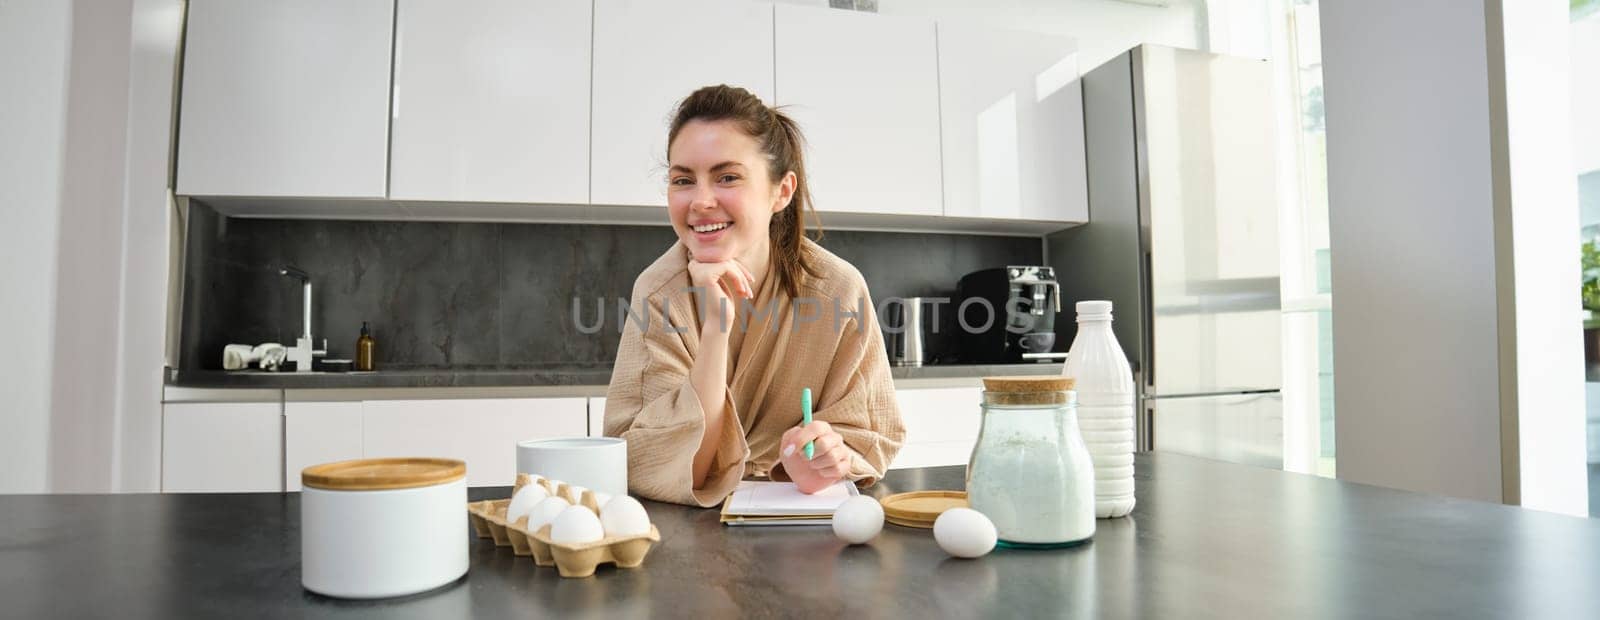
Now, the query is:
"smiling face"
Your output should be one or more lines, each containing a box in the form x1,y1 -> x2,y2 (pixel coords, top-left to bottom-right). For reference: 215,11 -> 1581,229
667,119 -> 795,264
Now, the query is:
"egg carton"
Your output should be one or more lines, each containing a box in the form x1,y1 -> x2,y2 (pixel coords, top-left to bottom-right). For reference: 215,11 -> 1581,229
465,476 -> 569,551
512,472 -> 547,494
466,499 -> 497,539
466,481 -> 660,578
468,499 -> 513,545
526,521 -> 661,578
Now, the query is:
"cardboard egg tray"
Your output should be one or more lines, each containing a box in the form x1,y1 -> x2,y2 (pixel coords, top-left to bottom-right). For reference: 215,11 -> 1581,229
526,521 -> 661,578
466,477 -> 660,578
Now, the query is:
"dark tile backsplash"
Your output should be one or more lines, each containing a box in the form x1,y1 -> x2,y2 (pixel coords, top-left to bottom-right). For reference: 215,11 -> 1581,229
177,202 -> 1042,370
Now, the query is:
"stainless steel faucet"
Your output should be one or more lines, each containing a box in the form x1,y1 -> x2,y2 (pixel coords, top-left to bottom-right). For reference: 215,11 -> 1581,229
279,266 -> 326,372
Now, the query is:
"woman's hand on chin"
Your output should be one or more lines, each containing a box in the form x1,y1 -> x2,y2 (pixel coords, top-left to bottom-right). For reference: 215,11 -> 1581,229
779,421 -> 851,494
687,257 -> 755,331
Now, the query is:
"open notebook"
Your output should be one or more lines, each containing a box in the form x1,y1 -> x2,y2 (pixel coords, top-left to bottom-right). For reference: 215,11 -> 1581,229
719,480 -> 859,526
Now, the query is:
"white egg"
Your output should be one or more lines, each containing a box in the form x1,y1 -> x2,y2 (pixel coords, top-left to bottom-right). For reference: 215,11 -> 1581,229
549,505 -> 606,544
933,508 -> 997,559
527,496 -> 571,531
830,496 -> 884,545
505,484 -> 550,523
599,495 -> 651,537
593,491 -> 614,508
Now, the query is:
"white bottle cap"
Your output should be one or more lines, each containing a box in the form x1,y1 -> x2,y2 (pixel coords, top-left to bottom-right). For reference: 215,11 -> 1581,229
1076,300 -> 1113,319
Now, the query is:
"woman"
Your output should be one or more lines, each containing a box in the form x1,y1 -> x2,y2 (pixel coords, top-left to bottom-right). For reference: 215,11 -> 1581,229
604,85 -> 905,507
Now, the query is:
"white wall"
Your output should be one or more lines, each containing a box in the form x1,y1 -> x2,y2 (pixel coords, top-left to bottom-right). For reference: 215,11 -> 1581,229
1494,0 -> 1586,517
48,0 -> 136,493
1204,0 -> 1271,60
1321,0 -> 1506,504
0,0 -> 179,493
0,1 -> 73,494
1574,13 -> 1600,178
1323,0 -> 1587,515
114,0 -> 183,492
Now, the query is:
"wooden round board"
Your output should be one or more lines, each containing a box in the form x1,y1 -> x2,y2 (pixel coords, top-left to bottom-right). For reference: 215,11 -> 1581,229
880,490 -> 967,529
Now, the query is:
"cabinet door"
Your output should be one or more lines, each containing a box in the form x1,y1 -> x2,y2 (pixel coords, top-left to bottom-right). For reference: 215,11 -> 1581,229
362,398 -> 587,486
888,387 -> 982,470
390,0 -> 591,203
774,5 -> 942,217
591,0 -> 775,208
162,402 -> 283,492
284,401 -> 364,492
937,24 -> 1087,223
588,397 -> 606,438
177,0 -> 393,198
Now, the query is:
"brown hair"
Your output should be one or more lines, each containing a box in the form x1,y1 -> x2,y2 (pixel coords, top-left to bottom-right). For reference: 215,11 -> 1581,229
667,84 -> 820,299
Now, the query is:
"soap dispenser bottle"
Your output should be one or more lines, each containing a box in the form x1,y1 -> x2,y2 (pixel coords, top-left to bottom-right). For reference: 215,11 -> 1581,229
356,322 -> 376,371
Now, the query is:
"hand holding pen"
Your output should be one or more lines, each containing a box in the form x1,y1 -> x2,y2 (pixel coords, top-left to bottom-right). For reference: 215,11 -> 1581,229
780,387 -> 852,494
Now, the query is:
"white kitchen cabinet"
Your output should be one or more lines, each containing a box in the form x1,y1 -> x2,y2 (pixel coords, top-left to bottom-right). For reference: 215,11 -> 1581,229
389,0 -> 591,203
937,24 -> 1088,223
176,0 -> 393,198
284,401 -> 364,492
888,387 -> 983,470
590,0 -> 775,208
588,397 -> 607,437
362,398 -> 588,486
774,5 -> 942,217
891,441 -> 977,471
162,402 -> 284,492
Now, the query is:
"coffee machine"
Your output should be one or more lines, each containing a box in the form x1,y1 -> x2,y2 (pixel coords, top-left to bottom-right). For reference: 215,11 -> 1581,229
956,266 -> 1062,363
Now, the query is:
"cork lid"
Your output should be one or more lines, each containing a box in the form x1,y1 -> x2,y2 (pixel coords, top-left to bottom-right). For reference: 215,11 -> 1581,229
982,376 -> 1076,405
302,457 -> 466,491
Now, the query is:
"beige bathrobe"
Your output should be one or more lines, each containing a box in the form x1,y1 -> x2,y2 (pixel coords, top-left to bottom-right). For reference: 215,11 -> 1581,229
604,238 -> 905,507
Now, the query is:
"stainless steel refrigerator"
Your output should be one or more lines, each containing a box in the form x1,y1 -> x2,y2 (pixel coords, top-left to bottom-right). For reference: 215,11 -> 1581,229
1047,45 -> 1284,469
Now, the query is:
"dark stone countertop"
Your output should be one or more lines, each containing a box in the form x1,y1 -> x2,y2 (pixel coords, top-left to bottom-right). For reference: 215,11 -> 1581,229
165,365 -> 620,389
164,362 -> 1064,390
4,454 -> 1598,618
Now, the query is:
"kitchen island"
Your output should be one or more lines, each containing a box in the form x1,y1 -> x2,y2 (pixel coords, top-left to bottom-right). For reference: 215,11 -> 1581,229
3,453 -> 1597,618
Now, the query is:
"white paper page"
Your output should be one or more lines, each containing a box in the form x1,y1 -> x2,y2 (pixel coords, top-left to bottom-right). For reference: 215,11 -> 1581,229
724,480 -> 858,516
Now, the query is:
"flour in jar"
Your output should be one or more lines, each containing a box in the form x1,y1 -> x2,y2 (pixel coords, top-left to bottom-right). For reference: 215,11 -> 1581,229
967,433 -> 1096,544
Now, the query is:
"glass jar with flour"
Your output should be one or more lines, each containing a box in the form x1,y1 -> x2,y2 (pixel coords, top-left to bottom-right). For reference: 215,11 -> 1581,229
965,376 -> 1095,547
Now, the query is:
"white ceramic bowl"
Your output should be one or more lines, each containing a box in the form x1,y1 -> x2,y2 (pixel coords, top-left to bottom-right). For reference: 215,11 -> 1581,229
300,458 -> 468,599
516,437 -> 627,497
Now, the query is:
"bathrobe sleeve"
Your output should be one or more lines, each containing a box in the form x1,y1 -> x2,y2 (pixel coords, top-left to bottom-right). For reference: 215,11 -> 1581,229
603,289 -> 750,508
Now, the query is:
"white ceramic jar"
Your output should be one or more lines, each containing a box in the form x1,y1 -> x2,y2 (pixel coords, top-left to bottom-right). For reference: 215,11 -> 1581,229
516,437 -> 628,497
300,458 -> 468,599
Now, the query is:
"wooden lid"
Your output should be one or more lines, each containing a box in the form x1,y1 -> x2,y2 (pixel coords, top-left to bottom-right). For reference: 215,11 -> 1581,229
880,490 -> 968,529
982,376 -> 1075,405
301,457 -> 466,491
981,376 -> 1074,392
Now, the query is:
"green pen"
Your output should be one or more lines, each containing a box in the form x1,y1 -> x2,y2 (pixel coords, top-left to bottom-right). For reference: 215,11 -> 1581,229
801,388 -> 814,460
